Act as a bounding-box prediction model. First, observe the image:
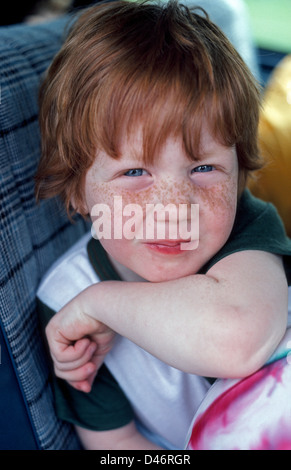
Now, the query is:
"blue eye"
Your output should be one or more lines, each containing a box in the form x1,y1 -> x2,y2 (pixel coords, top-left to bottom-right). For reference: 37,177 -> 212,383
192,165 -> 214,173
124,168 -> 145,177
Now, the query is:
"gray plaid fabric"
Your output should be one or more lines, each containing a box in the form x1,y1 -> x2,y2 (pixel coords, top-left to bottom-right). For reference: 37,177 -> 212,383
0,16 -> 89,449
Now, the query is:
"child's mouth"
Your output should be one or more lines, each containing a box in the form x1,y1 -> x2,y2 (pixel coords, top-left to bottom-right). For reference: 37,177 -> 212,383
143,240 -> 189,255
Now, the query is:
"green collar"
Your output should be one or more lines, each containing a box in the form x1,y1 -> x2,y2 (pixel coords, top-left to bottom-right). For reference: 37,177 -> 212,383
87,238 -> 122,282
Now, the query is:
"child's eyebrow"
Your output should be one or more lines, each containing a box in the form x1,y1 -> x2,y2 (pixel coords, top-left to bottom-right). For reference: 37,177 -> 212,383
116,145 -> 149,165
120,153 -> 145,165
198,142 -> 235,156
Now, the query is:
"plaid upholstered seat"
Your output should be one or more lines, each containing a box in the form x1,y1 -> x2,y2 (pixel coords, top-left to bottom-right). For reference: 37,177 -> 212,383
0,16 -> 89,449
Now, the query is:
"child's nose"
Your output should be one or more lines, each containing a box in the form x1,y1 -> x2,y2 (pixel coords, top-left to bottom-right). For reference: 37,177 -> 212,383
152,178 -> 194,206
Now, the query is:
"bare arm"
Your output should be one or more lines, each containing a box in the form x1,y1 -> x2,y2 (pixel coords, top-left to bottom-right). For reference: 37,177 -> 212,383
47,250 -> 288,380
75,421 -> 162,450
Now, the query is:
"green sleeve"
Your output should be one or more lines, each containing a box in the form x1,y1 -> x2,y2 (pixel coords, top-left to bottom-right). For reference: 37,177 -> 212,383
37,298 -> 134,431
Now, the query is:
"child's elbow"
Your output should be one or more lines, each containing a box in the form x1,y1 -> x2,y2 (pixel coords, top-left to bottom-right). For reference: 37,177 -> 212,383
226,343 -> 271,379
219,305 -> 287,379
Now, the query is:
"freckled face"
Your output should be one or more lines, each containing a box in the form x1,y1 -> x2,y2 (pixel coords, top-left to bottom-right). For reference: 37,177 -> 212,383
83,128 -> 239,282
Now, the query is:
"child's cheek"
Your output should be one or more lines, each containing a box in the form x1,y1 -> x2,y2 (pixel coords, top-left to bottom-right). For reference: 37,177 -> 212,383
197,178 -> 238,215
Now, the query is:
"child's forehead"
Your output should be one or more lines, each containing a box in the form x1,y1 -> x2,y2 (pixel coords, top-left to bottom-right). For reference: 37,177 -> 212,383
93,127 -> 236,173
99,121 -> 230,161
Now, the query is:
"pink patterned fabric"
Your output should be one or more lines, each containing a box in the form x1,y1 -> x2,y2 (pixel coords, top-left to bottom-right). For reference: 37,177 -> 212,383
186,328 -> 291,450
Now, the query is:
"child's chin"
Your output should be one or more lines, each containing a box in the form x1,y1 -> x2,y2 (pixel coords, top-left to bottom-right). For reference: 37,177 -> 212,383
143,270 -> 187,283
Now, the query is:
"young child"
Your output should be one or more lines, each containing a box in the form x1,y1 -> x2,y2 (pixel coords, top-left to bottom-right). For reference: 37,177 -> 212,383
35,0 -> 291,450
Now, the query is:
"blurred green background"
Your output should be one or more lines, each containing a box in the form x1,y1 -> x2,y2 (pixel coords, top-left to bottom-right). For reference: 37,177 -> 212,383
245,0 -> 291,53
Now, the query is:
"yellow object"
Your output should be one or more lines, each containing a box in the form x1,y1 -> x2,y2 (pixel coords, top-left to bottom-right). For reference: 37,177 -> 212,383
248,55 -> 291,237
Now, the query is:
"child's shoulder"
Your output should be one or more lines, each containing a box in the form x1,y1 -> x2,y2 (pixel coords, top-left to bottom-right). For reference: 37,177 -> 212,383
37,232 -> 99,312
234,189 -> 291,254
235,189 -> 284,228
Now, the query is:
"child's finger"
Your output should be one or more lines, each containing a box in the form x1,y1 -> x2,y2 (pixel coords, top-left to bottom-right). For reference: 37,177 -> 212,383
54,360 -> 97,382
51,340 -> 97,371
48,336 -> 89,361
68,362 -> 104,393
68,379 -> 93,393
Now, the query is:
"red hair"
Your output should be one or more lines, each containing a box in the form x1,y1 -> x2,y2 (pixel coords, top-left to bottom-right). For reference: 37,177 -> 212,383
35,0 -> 262,215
